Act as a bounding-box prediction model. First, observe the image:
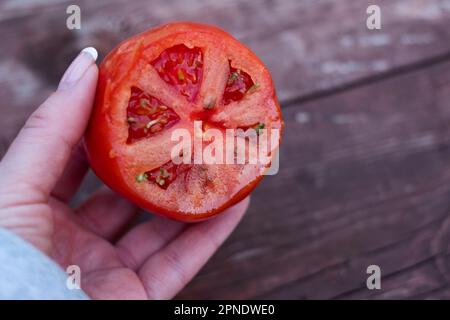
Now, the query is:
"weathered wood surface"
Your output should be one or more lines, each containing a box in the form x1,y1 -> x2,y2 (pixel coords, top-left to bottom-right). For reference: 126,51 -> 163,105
1,0 -> 450,299
178,60 -> 450,299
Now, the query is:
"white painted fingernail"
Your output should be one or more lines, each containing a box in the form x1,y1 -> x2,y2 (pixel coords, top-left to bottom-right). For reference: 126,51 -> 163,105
81,47 -> 98,61
58,47 -> 98,90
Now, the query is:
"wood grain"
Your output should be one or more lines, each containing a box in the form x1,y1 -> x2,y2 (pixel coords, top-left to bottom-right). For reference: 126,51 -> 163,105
2,0 -> 450,104
178,60 -> 450,299
1,0 -> 450,299
2,0 -> 450,147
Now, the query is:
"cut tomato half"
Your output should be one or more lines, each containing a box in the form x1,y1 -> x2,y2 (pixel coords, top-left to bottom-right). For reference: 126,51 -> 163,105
85,22 -> 283,221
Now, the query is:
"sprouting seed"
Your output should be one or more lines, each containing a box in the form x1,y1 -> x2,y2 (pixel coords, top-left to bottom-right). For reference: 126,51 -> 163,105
247,83 -> 260,94
254,123 -> 265,135
204,100 -> 215,110
146,119 -> 159,129
156,176 -> 165,186
160,168 -> 170,178
159,116 -> 168,124
140,99 -> 150,108
228,71 -> 240,84
136,173 -> 148,183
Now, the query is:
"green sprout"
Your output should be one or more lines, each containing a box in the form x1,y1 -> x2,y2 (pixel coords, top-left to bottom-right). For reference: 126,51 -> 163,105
254,123 -> 265,135
228,71 -> 240,84
136,172 -> 148,183
160,168 -> 170,178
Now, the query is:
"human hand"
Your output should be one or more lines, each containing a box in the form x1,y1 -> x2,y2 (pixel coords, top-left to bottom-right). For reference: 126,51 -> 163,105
0,48 -> 249,299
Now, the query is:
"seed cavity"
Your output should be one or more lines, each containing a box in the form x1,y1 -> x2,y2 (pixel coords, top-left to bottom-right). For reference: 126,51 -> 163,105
126,86 -> 180,144
150,44 -> 203,102
223,62 -> 256,105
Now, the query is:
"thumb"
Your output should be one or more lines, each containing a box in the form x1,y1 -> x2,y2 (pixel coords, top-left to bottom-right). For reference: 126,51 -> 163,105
0,47 -> 98,199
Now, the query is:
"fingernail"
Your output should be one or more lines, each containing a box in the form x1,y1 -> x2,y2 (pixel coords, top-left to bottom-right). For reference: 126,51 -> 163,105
58,47 -> 98,90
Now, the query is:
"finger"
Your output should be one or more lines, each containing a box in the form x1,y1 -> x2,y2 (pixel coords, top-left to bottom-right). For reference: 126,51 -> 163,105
0,48 -> 98,198
49,198 -> 148,299
51,142 -> 89,202
116,216 -> 186,270
75,187 -> 139,241
138,197 -> 250,299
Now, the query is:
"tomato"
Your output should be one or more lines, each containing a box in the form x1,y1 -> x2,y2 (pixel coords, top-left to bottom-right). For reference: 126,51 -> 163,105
85,22 -> 283,221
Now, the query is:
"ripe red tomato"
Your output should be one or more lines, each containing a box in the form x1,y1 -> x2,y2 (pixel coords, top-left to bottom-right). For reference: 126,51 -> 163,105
85,22 -> 283,221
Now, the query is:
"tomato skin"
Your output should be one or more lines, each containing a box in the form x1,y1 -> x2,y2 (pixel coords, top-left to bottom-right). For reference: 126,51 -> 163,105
85,22 -> 283,222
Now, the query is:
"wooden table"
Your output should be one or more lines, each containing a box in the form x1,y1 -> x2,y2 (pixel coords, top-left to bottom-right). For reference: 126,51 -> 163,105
1,0 -> 450,299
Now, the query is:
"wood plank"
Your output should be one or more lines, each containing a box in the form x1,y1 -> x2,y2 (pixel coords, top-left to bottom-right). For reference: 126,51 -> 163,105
1,0 -> 449,152
177,60 -> 450,299
1,0 -> 450,300
1,0 -> 450,102
1,1 -> 448,129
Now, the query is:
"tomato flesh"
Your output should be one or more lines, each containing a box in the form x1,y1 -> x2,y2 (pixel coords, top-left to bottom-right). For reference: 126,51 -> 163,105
126,86 -> 180,144
223,63 -> 255,105
151,44 -> 203,102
